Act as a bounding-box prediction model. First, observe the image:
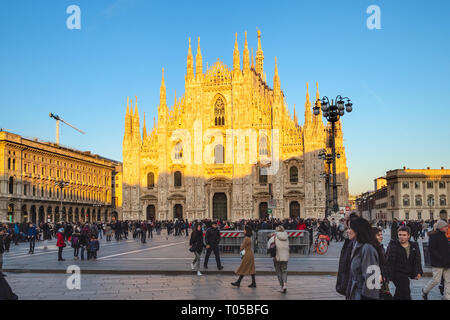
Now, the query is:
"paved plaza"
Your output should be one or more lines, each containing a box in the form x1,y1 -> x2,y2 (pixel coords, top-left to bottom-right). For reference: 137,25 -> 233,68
1,228 -> 444,300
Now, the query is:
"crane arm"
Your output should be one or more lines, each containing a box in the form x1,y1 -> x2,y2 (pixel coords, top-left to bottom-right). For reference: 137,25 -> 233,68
60,118 -> 85,134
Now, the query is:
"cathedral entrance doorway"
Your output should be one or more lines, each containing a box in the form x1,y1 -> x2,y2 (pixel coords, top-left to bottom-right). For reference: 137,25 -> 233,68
289,201 -> 300,219
259,202 -> 268,219
213,193 -> 227,221
147,205 -> 156,221
174,204 -> 183,220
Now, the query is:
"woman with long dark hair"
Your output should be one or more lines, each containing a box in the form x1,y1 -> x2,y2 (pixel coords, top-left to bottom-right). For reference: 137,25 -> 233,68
345,217 -> 383,300
231,226 -> 256,288
189,223 -> 204,276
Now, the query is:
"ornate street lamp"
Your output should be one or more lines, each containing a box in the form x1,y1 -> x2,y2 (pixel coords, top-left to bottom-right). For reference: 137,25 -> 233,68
314,95 -> 353,214
55,180 -> 69,222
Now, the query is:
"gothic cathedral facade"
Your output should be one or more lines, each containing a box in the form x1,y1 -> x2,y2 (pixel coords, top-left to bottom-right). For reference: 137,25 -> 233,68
122,31 -> 349,221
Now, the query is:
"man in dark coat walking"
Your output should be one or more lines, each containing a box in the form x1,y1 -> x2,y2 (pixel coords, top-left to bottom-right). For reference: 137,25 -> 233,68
386,226 -> 423,300
422,220 -> 450,300
204,221 -> 224,270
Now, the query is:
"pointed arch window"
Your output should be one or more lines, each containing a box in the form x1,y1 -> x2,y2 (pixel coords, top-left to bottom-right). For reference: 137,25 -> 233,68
174,142 -> 183,160
214,97 -> 225,126
290,166 -> 298,184
147,172 -> 155,189
259,135 -> 268,156
174,171 -> 182,188
214,144 -> 224,164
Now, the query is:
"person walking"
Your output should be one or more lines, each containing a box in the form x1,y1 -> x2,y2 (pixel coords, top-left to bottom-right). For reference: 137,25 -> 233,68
422,220 -> 450,300
56,228 -> 66,261
189,223 -> 204,276
204,221 -> 224,270
267,225 -> 289,293
231,226 -> 256,288
346,218 -> 383,300
386,226 -> 423,300
27,223 -> 36,254
71,228 -> 81,260
0,227 -> 5,272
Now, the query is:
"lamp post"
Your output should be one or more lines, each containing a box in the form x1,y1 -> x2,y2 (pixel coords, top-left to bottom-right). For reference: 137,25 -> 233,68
319,149 -> 340,218
313,95 -> 353,215
55,180 -> 69,222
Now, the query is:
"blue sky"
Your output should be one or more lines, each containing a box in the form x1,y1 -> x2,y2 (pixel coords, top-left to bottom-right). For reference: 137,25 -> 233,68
1,0 -> 449,195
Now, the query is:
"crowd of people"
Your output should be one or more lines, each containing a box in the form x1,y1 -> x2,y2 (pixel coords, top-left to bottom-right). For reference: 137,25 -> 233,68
0,214 -> 449,300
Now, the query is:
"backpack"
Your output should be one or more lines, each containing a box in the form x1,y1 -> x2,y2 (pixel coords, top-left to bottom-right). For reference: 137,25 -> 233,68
71,236 -> 80,247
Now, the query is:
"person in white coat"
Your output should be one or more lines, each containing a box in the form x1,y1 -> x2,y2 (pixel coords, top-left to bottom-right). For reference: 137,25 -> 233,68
267,225 -> 290,293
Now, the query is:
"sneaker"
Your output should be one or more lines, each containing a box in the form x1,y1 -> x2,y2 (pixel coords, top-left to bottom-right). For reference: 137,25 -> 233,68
197,271 -> 202,276
190,263 -> 195,270
422,289 -> 428,300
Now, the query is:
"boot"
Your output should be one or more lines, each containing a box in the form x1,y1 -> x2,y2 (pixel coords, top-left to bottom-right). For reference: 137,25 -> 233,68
248,275 -> 256,288
231,275 -> 243,287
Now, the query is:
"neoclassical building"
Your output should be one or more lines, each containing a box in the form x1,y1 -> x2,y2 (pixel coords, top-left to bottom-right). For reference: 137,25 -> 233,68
0,130 -> 122,223
122,31 -> 349,221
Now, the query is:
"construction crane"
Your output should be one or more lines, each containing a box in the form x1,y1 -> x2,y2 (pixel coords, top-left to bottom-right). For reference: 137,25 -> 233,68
49,113 -> 85,144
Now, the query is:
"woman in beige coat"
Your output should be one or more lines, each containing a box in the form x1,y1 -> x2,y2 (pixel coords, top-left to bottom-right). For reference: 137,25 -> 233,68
267,225 -> 290,293
231,226 -> 256,288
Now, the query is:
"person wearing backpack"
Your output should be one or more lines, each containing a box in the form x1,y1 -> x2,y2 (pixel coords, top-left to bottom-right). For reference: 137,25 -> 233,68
71,228 -> 81,260
267,225 -> 290,293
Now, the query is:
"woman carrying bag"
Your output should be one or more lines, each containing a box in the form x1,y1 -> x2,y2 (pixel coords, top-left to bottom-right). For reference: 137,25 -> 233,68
231,226 -> 256,288
189,223 -> 204,276
267,225 -> 290,293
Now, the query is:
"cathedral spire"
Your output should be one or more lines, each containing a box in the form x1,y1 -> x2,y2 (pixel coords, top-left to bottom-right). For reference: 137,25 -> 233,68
243,31 -> 250,71
196,37 -> 203,77
130,96 -> 134,116
160,67 -> 167,106
134,95 -> 139,116
233,32 -> 240,71
304,82 -> 312,128
273,56 -> 280,94
313,82 -> 323,127
255,29 -> 264,75
186,37 -> 194,81
142,111 -> 147,140
293,104 -> 298,125
251,48 -> 255,70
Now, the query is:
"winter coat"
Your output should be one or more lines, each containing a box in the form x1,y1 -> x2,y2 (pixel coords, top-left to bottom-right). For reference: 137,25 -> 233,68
336,238 -> 354,296
88,240 -> 99,252
189,230 -> 204,254
235,236 -> 255,275
346,241 -> 380,300
42,224 -> 52,240
27,226 -> 36,237
71,233 -> 81,249
428,230 -> 450,268
267,231 -> 289,262
56,232 -> 65,247
205,227 -> 221,246
386,240 -> 423,280
0,273 -> 18,300
0,235 -> 4,254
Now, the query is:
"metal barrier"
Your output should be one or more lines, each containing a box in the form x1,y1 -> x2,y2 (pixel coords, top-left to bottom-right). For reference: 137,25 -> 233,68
202,230 -> 247,253
255,230 -> 310,255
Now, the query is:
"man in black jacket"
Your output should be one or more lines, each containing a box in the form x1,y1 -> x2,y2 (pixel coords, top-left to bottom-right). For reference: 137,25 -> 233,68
422,220 -> 450,300
386,226 -> 423,300
0,227 -> 4,272
203,221 -> 224,270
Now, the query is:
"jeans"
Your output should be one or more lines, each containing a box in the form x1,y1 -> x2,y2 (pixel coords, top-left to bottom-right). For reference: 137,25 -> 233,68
423,267 -> 450,300
29,236 -> 36,253
58,247 -> 64,260
393,274 -> 411,300
80,246 -> 86,260
274,261 -> 288,287
74,247 -> 79,257
204,245 -> 222,268
0,253 -> 3,272
192,251 -> 201,271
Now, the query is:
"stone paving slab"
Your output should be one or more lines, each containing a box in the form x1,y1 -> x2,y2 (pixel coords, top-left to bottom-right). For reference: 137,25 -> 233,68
3,273 -> 443,300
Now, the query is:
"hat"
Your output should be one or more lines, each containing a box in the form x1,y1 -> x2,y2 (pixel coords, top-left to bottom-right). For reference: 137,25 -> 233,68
58,228 -> 64,233
434,220 -> 448,231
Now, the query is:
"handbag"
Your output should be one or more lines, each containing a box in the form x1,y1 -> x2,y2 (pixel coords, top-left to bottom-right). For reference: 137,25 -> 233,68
240,249 -> 245,258
268,235 -> 276,258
